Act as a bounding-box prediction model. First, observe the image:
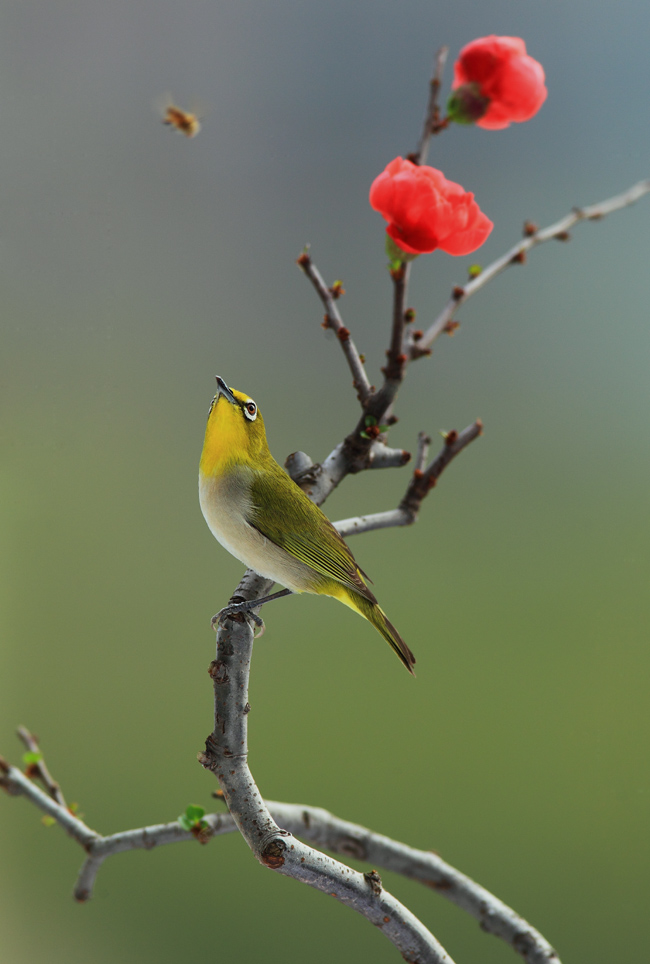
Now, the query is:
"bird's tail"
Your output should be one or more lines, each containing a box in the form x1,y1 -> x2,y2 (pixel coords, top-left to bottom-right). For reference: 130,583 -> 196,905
342,590 -> 416,675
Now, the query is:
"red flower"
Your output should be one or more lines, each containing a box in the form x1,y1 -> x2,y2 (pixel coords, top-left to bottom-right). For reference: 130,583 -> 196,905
369,157 -> 493,256
451,35 -> 547,130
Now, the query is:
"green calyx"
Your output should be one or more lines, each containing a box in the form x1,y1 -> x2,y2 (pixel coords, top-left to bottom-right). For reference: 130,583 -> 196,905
385,234 -> 420,266
447,83 -> 490,125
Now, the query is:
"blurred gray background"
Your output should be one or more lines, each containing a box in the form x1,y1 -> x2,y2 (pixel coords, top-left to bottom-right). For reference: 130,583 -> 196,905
1,1 -> 649,962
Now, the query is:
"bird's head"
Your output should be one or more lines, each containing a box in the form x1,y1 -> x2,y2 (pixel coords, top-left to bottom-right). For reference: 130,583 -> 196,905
200,376 -> 269,475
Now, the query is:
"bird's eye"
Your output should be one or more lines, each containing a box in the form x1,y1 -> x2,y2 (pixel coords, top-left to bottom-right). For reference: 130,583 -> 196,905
243,401 -> 257,421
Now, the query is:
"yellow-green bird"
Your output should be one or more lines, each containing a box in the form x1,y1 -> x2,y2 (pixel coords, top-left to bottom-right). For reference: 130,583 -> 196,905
199,377 -> 415,674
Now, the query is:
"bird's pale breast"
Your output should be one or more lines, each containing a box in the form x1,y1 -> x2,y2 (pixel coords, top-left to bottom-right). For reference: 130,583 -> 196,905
199,467 -> 316,592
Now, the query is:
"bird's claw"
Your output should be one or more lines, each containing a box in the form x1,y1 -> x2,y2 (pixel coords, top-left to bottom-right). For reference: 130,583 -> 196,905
211,602 -> 265,635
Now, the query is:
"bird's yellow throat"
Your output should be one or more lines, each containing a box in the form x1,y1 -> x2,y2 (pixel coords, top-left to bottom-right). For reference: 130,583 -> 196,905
200,388 -> 267,477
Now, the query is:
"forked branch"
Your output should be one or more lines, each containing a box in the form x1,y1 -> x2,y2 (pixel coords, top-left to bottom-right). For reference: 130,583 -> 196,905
334,420 -> 482,538
1,751 -> 559,964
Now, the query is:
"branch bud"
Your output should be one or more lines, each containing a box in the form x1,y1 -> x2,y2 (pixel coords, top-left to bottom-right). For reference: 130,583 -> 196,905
364,870 -> 383,895
296,250 -> 311,269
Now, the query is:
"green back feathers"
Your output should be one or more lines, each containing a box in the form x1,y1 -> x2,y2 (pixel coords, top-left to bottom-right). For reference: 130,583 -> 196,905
248,461 -> 416,674
248,462 -> 374,603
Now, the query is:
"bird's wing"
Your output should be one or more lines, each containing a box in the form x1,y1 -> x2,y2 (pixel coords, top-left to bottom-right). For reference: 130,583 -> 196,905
248,466 -> 376,603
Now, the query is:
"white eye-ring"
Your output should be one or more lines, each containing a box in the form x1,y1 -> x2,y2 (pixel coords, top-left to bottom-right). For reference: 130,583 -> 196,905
243,400 -> 257,421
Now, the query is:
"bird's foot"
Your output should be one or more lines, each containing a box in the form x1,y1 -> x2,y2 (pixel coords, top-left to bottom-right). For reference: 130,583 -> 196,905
211,601 -> 265,636
211,588 -> 292,637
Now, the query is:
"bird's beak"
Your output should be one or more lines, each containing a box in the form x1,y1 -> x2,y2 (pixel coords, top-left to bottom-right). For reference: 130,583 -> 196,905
215,375 -> 237,405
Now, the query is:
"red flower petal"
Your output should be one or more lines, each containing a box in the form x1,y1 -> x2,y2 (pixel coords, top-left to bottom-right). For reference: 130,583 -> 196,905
454,36 -> 526,87
370,158 -> 493,256
452,35 -> 547,130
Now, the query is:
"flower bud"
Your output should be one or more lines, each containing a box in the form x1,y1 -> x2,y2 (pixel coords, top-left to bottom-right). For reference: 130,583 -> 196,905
451,35 -> 547,130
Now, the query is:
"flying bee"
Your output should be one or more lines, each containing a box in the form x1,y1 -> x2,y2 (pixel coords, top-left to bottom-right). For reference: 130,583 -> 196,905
163,104 -> 200,137
156,95 -> 202,137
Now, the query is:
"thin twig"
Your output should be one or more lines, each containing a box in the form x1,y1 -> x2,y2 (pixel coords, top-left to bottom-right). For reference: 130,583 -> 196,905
334,507 -> 412,538
411,179 -> 650,355
399,420 -> 483,518
296,251 -> 372,404
74,811 -> 234,901
367,441 -> 411,469
384,262 -> 410,382
16,725 -> 67,808
0,759 -> 233,900
411,45 -> 450,166
0,765 -> 98,849
415,431 -> 432,473
334,421 -> 482,538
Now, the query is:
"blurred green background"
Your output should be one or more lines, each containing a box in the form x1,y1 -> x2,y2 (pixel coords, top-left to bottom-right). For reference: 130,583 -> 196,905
1,1 -> 649,961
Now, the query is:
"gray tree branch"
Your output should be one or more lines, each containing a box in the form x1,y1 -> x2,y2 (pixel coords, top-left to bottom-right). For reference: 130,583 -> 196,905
410,179 -> 650,355
0,761 -> 559,964
196,608 -> 455,964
